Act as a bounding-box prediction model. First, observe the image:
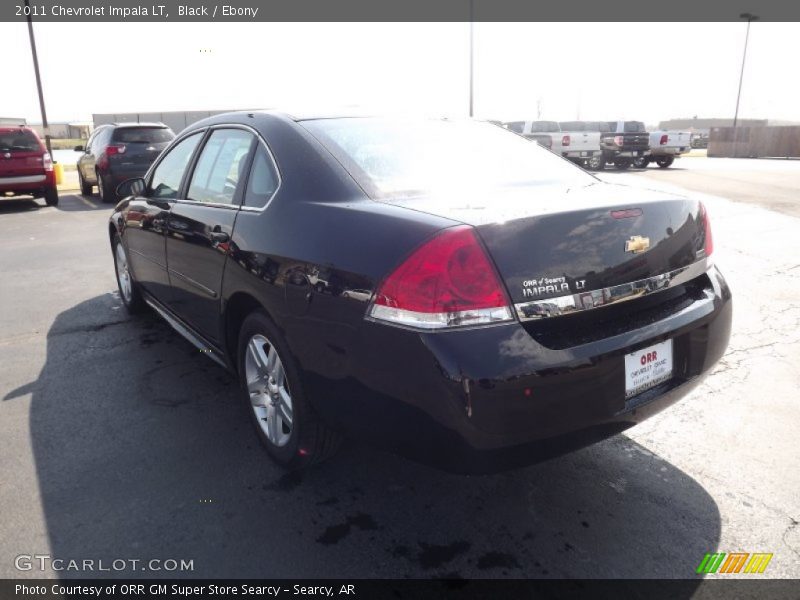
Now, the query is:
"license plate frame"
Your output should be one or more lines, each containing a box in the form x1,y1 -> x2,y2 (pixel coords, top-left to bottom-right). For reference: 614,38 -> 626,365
624,339 -> 673,398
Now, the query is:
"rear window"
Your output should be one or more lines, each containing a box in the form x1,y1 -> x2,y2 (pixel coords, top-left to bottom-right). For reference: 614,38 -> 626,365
530,121 -> 559,133
624,121 -> 646,133
559,121 -> 585,132
112,127 -> 174,143
0,130 -> 41,152
302,118 -> 593,199
504,121 -> 525,133
584,121 -> 611,132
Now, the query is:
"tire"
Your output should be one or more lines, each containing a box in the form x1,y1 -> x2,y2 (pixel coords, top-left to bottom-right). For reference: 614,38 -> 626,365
613,159 -> 632,171
632,156 -> 649,169
237,311 -> 341,469
586,154 -> 604,171
44,186 -> 59,206
112,233 -> 145,314
79,169 -> 92,195
656,156 -> 675,169
98,174 -> 115,204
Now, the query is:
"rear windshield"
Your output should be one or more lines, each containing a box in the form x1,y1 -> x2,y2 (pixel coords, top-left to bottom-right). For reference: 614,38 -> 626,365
112,127 -> 174,143
303,118 -> 593,199
559,121 -> 585,132
624,121 -> 646,133
530,121 -> 559,133
584,121 -> 611,132
0,130 -> 41,152
504,121 -> 525,133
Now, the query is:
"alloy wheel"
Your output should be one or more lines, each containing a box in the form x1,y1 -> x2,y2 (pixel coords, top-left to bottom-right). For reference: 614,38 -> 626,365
245,334 -> 294,447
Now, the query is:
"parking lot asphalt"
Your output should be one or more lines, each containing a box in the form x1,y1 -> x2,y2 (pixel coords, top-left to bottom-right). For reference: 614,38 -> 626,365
1,157 -> 798,580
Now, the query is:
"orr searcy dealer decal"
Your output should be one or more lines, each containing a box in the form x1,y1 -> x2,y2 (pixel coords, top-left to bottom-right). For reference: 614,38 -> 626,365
522,276 -> 586,298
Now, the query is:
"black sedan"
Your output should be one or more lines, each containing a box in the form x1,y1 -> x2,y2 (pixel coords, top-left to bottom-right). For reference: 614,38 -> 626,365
109,111 -> 731,473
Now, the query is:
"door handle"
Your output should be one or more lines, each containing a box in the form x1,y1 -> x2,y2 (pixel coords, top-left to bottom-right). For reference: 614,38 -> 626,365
210,226 -> 230,244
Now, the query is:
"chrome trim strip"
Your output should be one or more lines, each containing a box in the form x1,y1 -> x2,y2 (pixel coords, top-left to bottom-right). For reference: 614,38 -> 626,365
168,268 -> 218,298
145,298 -> 227,369
0,174 -> 47,184
127,247 -> 166,270
514,258 -> 710,321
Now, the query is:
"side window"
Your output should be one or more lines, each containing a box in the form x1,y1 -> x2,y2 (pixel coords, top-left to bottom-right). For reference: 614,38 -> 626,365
187,129 -> 254,205
149,132 -> 203,199
243,144 -> 280,208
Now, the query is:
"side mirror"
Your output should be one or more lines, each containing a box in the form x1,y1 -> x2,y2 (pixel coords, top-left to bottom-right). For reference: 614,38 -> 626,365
74,145 -> 84,152
116,177 -> 146,198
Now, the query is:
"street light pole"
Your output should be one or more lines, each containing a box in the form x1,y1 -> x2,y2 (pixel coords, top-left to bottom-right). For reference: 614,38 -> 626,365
25,0 -> 52,157
469,0 -> 474,118
733,13 -> 758,129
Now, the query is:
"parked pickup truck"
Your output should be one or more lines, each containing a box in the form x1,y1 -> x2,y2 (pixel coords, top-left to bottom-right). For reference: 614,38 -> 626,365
591,120 -> 651,170
633,130 -> 692,169
504,120 -> 603,168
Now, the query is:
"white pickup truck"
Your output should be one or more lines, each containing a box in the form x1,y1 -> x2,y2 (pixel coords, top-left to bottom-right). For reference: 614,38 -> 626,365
633,130 -> 692,169
504,120 -> 603,168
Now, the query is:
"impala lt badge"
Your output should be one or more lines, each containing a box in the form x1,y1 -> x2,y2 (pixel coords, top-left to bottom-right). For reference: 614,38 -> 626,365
625,235 -> 650,253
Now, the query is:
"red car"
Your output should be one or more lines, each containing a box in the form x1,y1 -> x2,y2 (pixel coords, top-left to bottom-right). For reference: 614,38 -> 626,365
0,126 -> 58,206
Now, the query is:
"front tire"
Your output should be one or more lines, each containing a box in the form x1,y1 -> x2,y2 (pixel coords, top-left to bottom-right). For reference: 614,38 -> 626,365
44,186 -> 59,206
237,311 -> 341,469
656,156 -> 675,169
112,233 -> 145,314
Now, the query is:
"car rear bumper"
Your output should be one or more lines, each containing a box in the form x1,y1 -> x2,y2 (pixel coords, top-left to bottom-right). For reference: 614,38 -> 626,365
306,265 -> 732,473
650,147 -> 690,156
0,172 -> 54,197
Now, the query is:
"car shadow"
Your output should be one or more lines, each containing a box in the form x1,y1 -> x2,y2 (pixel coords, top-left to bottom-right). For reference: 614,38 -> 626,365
55,193 -> 113,213
0,198 -> 43,214
10,294 -> 721,579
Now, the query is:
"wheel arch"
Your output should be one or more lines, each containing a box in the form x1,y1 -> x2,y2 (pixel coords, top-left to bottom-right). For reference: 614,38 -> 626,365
223,291 -> 274,372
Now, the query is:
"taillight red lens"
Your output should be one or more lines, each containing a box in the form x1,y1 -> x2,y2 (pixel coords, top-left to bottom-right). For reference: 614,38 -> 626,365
369,226 -> 513,329
42,152 -> 53,172
660,134 -> 669,145
562,135 -> 570,147
106,144 -> 126,156
700,202 -> 713,257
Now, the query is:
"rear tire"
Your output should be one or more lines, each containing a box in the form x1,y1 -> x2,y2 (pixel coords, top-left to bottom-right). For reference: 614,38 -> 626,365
237,311 -> 341,470
79,170 -> 92,195
98,174 -> 115,204
632,156 -> 649,169
586,155 -> 604,171
656,156 -> 675,169
112,233 -> 145,314
613,159 -> 632,170
44,186 -> 59,206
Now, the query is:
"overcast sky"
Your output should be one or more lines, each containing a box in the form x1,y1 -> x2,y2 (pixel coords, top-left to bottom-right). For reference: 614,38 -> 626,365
2,22 -> 798,126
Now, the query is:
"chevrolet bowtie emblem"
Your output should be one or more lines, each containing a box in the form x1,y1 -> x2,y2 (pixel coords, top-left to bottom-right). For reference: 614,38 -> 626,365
625,235 -> 650,253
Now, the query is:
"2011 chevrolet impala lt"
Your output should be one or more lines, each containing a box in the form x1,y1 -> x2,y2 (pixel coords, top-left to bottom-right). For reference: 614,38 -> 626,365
109,111 -> 731,472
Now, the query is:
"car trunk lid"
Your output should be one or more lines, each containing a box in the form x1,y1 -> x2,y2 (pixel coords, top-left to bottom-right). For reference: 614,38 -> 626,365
383,183 -> 708,305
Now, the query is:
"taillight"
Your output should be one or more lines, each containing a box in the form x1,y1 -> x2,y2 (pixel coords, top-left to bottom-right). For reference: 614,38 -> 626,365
42,152 -> 53,172
699,202 -> 713,258
660,134 -> 669,145
106,144 -> 126,156
562,135 -> 570,147
613,135 -> 624,146
368,226 -> 513,329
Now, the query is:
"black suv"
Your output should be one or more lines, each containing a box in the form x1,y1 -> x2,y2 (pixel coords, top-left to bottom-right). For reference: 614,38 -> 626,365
76,123 -> 175,203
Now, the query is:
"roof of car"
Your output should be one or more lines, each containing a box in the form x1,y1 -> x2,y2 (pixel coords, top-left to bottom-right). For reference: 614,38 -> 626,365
107,122 -> 169,128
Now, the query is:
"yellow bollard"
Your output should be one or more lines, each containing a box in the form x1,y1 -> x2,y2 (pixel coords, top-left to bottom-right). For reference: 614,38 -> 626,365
53,162 -> 64,186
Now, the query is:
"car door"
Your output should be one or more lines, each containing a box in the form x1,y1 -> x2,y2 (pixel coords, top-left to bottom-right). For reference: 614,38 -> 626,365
77,128 -> 100,182
165,127 -> 256,343
124,131 -> 204,299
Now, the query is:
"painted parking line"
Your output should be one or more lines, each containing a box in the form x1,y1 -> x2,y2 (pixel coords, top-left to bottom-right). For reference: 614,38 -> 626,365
77,194 -> 97,208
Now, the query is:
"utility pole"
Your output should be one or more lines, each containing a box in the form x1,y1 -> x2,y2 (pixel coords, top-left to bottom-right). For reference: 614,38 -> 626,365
469,0 -> 474,117
25,0 -> 52,156
733,13 -> 758,129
